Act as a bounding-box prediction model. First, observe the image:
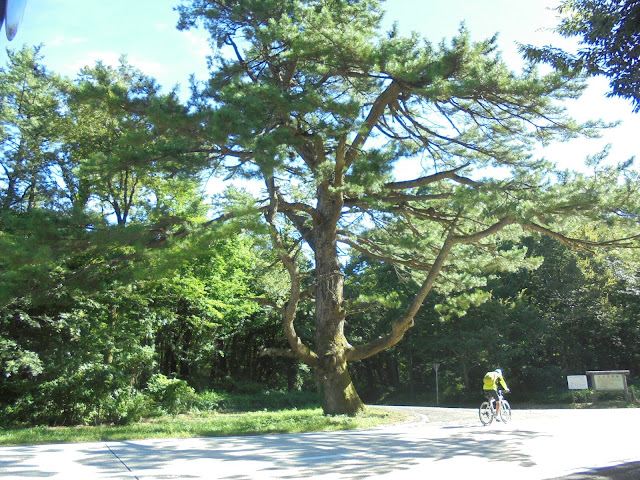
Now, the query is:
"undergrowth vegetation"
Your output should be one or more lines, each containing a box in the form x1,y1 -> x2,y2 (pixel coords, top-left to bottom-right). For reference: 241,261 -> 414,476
0,375 -> 321,428
0,406 -> 408,446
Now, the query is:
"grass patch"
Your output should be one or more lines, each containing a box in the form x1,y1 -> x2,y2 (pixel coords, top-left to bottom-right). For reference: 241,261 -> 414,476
0,407 -> 410,446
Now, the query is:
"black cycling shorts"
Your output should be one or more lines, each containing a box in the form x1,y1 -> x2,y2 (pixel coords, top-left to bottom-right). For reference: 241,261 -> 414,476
483,389 -> 497,401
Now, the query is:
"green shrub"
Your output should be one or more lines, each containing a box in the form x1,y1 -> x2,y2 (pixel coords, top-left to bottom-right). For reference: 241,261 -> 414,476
1,370 -> 319,426
0,363 -> 152,426
213,377 -> 267,394
146,374 -> 197,414
193,389 -> 320,413
96,388 -> 150,425
193,390 -> 224,411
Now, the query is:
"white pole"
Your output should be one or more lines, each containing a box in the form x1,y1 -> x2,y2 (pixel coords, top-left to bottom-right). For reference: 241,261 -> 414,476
433,363 -> 440,406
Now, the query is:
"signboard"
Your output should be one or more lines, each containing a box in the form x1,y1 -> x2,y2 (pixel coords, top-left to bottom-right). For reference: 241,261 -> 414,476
567,375 -> 589,390
586,370 -> 631,403
593,373 -> 625,391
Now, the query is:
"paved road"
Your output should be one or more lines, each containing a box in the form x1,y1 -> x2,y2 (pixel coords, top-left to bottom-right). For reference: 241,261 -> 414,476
1,407 -> 639,479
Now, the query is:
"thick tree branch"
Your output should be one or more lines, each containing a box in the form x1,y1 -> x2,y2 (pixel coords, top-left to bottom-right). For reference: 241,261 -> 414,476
452,216 -> 518,244
334,133 -> 347,187
346,235 -> 456,361
264,176 -> 318,366
225,35 -> 258,83
384,165 -> 479,190
275,194 -> 319,220
345,215 -> 524,362
337,233 -> 434,270
345,81 -> 401,167
523,221 -> 640,252
343,192 -> 450,208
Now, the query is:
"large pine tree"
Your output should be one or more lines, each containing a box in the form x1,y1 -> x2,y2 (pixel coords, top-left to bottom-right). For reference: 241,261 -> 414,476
176,0 -> 639,414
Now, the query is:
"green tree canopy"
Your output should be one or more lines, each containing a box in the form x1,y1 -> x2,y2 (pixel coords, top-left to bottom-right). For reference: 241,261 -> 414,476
523,0 -> 640,112
0,45 -> 67,212
0,47 -> 296,423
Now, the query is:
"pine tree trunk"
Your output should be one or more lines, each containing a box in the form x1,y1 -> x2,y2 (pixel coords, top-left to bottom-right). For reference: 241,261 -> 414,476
313,192 -> 365,415
315,359 -> 364,415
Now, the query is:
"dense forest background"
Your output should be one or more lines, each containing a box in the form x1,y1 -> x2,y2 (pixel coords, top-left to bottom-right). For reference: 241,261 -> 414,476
1,42 -> 638,426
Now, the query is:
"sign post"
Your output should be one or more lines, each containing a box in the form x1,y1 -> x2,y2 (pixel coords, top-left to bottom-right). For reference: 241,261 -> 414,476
433,363 -> 440,406
586,370 -> 631,403
567,375 -> 589,404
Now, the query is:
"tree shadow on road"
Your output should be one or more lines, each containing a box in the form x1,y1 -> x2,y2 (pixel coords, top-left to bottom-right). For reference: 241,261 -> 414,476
546,461 -> 640,480
0,443 -> 125,478
73,426 -> 548,479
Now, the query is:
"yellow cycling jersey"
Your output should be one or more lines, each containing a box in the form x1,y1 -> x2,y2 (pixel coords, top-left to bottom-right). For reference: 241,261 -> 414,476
483,371 -> 508,391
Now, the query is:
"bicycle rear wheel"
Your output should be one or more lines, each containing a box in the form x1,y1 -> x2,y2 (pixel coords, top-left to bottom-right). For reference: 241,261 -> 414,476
479,401 -> 493,425
499,400 -> 511,423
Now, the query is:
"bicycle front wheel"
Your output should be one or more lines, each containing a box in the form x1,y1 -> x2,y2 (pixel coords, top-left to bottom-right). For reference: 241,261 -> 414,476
500,400 -> 512,423
479,401 -> 493,425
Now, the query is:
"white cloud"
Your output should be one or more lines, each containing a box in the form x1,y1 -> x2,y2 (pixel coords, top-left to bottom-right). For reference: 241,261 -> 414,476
71,50 -> 167,77
181,30 -> 211,59
48,35 -> 65,46
44,35 -> 87,48
65,51 -> 165,79
69,50 -> 120,71
132,58 -> 167,78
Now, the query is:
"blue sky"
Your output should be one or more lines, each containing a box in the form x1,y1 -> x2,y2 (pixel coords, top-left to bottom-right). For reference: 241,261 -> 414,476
2,0 -> 639,172
4,0 -> 566,93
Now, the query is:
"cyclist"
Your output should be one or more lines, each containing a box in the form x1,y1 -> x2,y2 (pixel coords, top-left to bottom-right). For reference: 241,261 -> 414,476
483,368 -> 510,421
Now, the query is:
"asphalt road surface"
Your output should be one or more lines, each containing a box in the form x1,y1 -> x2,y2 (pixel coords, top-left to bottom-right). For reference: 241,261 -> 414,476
1,406 -> 639,479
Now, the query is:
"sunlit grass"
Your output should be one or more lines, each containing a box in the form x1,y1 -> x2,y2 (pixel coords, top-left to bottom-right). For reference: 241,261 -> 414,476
0,407 -> 411,446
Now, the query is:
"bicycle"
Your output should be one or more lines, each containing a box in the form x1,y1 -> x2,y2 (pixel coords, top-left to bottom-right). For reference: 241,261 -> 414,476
479,389 -> 511,425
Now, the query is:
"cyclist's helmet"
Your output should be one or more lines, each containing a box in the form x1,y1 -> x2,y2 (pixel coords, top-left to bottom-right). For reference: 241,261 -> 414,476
495,368 -> 503,376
